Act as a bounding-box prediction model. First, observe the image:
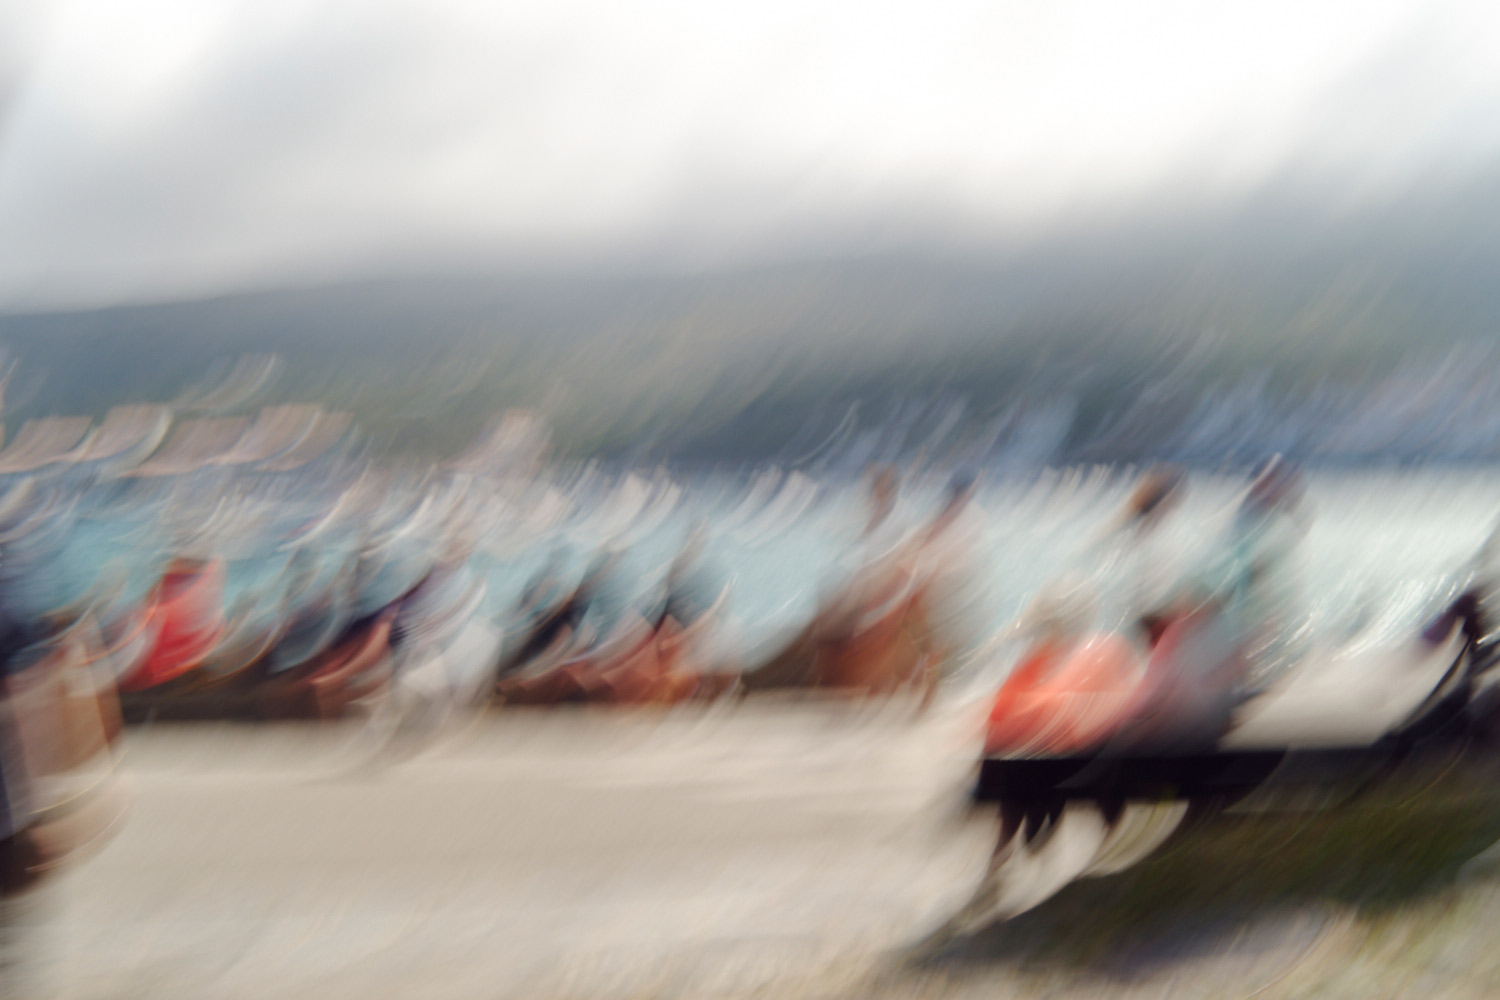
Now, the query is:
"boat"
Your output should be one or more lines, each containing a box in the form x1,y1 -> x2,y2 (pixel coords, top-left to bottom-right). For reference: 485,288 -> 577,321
982,633 -> 1144,758
942,597 -> 1491,935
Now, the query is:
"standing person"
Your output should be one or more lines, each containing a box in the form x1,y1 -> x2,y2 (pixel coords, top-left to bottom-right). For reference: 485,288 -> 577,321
740,465 -> 924,696
854,464 -> 909,578
1218,456 -> 1308,683
650,523 -> 737,701
0,692 -> 35,897
818,465 -> 923,693
834,464 -> 906,578
812,465 -> 906,637
1164,456 -> 1308,707
1104,465 -> 1189,647
1107,458 -> 1307,751
910,470 -> 991,705
494,549 -> 631,705
493,546 -> 583,681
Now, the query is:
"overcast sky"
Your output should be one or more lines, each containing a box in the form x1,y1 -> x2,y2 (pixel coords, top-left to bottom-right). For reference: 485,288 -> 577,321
1,0 -> 1499,309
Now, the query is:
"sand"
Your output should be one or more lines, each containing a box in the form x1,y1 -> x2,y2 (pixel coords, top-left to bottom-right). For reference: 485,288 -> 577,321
10,700 -> 1500,999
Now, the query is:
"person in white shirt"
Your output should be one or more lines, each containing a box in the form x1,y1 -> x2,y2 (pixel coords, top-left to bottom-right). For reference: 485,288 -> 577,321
912,471 -> 992,693
1091,465 -> 1188,647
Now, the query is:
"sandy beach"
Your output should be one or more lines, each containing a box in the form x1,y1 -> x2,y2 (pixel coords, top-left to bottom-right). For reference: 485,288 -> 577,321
14,701 -> 1500,999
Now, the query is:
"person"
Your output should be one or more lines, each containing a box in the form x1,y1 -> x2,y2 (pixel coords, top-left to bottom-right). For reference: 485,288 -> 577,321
739,466 -> 930,697
574,549 -> 636,649
0,633 -> 38,895
648,524 -> 739,701
656,524 -> 725,633
815,466 -> 929,692
0,609 -> 128,894
826,464 -> 911,618
494,549 -> 634,704
1098,458 -> 1307,750
1104,464 -> 1188,646
1194,455 -> 1309,691
570,544 -> 710,705
983,467 -> 1184,688
909,470 -> 992,701
494,546 -> 583,677
518,546 -> 571,619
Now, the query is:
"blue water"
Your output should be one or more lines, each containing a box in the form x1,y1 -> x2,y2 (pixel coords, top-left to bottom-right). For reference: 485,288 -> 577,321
12,465 -> 1500,688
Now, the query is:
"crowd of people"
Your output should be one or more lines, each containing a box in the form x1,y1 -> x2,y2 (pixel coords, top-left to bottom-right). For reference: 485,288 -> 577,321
489,456 -> 1326,725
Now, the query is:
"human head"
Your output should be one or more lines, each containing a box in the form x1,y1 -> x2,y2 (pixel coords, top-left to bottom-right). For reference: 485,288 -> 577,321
1128,464 -> 1186,524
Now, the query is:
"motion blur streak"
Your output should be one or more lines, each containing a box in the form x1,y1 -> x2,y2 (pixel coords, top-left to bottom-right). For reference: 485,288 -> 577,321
5,0 -> 1500,996
0,373 -> 1494,997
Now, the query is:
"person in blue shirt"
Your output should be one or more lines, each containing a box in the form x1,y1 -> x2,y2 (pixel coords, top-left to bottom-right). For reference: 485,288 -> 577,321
1148,456 -> 1308,724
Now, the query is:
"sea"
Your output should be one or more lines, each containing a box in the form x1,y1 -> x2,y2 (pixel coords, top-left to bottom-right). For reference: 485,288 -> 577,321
15,461 -> 1500,692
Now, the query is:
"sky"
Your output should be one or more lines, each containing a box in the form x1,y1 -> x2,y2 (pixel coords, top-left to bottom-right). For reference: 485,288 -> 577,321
1,0 -> 1500,309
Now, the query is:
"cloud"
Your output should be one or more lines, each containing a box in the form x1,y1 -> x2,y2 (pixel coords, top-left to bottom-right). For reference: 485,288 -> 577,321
0,0 -> 1498,308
